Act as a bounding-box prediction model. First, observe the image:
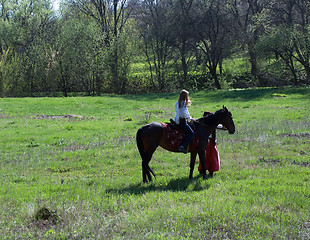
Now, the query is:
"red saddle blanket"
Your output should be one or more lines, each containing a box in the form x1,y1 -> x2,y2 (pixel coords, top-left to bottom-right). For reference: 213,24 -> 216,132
161,123 -> 199,148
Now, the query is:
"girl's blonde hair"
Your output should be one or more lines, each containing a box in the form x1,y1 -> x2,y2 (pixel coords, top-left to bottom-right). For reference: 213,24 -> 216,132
178,89 -> 191,108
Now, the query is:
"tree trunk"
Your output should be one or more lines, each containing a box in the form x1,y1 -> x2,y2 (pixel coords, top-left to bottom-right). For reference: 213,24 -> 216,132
248,47 -> 259,77
112,0 -> 119,93
0,71 -> 3,97
248,46 -> 265,86
289,58 -> 299,86
210,67 -> 221,89
112,46 -> 118,93
304,64 -> 310,84
59,59 -> 68,97
181,52 -> 188,86
180,42 -> 188,87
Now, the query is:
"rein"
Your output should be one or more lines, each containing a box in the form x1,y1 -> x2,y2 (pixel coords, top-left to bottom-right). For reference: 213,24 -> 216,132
194,114 -> 218,128
194,120 -> 215,128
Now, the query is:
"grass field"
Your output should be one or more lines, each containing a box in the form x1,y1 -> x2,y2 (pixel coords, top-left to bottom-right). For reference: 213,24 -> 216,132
0,87 -> 309,239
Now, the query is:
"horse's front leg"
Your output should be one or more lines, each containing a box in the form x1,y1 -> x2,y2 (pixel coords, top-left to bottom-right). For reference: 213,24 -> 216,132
198,150 -> 207,180
189,152 -> 197,179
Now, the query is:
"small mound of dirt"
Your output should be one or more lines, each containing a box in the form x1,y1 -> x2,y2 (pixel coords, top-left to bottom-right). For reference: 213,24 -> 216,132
34,207 -> 58,225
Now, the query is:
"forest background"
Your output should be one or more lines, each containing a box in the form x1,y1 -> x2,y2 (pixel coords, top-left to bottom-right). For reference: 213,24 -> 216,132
1,0 -> 310,97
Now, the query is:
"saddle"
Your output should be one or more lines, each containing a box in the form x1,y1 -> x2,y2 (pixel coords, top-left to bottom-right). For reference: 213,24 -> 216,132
162,119 -> 199,149
168,118 -> 195,129
167,118 -> 179,129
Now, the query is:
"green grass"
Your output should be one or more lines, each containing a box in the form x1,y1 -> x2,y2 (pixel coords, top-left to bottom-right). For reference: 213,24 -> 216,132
0,87 -> 309,239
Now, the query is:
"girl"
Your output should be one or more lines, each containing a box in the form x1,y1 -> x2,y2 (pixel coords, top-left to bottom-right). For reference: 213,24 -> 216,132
174,89 -> 195,153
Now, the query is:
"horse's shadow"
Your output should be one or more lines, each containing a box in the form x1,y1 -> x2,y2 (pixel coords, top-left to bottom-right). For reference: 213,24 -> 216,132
106,175 -> 213,196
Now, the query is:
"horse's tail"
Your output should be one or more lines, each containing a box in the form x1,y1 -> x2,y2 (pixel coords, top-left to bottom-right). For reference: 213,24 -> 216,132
136,127 -> 146,160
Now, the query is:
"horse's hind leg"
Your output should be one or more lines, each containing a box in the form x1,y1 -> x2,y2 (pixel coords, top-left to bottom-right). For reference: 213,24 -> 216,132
142,157 -> 153,183
142,161 -> 148,183
147,165 -> 155,181
144,163 -> 154,182
137,123 -> 163,183
142,148 -> 157,183
142,160 -> 153,183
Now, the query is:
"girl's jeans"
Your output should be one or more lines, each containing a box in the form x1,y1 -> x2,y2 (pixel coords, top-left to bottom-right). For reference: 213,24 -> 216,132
179,118 -> 195,147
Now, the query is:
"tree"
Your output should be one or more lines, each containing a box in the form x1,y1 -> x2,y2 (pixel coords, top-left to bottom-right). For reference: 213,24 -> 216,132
135,0 -> 173,91
227,0 -> 272,85
68,0 -> 137,93
287,0 -> 310,83
256,27 -> 298,85
167,0 -> 197,88
259,0 -> 310,85
195,0 -> 234,89
0,0 -> 57,96
55,13 -> 105,96
0,48 -> 10,97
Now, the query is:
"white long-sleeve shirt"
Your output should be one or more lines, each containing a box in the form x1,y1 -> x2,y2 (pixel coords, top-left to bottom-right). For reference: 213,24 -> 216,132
174,101 -> 192,124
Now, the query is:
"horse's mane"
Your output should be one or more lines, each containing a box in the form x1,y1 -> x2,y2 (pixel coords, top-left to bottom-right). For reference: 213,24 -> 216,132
196,109 -> 227,125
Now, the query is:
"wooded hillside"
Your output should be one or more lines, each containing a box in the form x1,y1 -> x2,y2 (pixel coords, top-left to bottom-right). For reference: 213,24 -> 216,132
1,0 -> 309,96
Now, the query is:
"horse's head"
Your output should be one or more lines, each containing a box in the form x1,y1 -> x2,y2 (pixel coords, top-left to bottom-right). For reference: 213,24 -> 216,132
218,106 -> 235,134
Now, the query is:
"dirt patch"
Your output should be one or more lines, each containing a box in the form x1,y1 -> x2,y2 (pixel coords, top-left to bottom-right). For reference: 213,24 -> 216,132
291,160 -> 309,167
62,141 -> 106,152
279,132 -> 310,138
0,114 -> 11,119
33,114 -> 85,120
259,157 -> 283,165
299,222 -> 310,239
258,157 -> 309,167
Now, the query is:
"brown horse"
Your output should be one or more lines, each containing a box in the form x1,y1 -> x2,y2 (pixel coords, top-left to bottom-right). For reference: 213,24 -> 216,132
136,106 -> 235,183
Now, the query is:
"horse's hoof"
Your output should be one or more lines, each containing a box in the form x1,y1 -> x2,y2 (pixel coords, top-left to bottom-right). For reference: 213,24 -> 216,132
209,172 -> 214,178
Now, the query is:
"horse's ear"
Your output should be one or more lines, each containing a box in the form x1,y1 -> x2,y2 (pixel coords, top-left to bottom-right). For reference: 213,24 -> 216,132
223,105 -> 228,111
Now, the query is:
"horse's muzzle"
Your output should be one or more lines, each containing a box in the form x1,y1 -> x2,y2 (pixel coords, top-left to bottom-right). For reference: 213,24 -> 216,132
228,128 -> 235,134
